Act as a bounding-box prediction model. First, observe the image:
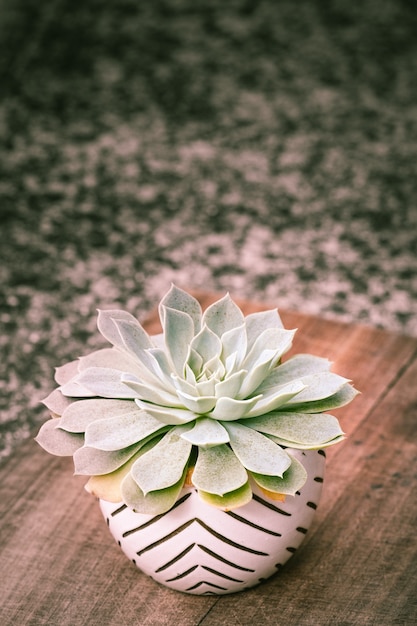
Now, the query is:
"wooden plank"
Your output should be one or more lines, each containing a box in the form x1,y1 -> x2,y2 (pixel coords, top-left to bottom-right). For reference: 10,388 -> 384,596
1,294 -> 416,625
0,439 -> 217,626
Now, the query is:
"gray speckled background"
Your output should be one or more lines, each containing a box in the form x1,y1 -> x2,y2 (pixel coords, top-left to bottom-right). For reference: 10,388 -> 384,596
0,0 -> 416,462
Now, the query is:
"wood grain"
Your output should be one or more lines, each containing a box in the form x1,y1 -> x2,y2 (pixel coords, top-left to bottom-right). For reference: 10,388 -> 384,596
1,293 -> 416,625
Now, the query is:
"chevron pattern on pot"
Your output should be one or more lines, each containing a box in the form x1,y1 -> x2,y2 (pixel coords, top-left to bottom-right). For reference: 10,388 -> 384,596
100,448 -> 325,595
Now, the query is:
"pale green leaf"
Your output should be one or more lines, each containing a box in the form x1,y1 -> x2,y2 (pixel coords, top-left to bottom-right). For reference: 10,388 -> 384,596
74,367 -> 140,399
150,333 -> 165,349
279,352 -> 332,376
189,324 -> 222,365
202,294 -> 245,337
112,318 -> 155,359
244,411 -> 344,446
214,370 -> 247,399
223,422 -> 291,476
73,442 -> 143,475
220,324 -> 247,369
130,428 -> 192,494
244,380 -> 306,417
268,433 -> 345,449
35,419 -> 84,456
171,373 -> 202,397
55,360 -> 79,385
200,354 -> 225,381
224,351 -> 238,374
85,410 -> 167,451
194,378 -> 217,397
245,309 -> 284,350
121,374 -> 182,407
237,350 -> 281,399
186,348 -> 203,377
173,370 -> 217,399
210,395 -> 261,420
134,400 -> 197,425
180,417 -> 229,447
78,348 -> 144,379
174,389 -> 217,414
250,454 -> 307,495
161,305 -> 195,375
197,481 -> 252,510
97,309 -> 152,352
159,284 -> 202,334
110,321 -> 170,387
242,328 -> 295,372
42,389 -> 73,415
85,448 -> 143,502
192,444 -> 247,495
121,470 -> 187,515
146,348 -> 177,389
284,372 -> 352,404
283,384 -> 359,413
60,398 -> 138,433
256,354 -> 333,393
59,380 -> 96,398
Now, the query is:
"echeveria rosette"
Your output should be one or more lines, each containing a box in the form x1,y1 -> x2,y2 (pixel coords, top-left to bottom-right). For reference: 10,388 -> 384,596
36,285 -> 358,514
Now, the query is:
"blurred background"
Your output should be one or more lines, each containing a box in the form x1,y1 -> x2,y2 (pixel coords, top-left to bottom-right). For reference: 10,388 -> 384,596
0,0 -> 416,461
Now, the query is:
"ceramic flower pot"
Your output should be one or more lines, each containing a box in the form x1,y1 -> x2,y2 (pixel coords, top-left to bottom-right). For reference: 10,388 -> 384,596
36,286 -> 357,595
99,448 -> 325,595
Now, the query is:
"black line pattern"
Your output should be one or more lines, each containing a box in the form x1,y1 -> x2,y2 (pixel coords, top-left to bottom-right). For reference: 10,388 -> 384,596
155,543 -> 195,572
225,510 -> 282,536
100,448 -> 326,595
110,504 -> 127,516
198,544 -> 256,572
186,581 -> 227,592
122,493 -> 192,537
166,564 -> 198,581
137,518 -> 270,557
252,494 -> 292,515
201,566 -> 244,583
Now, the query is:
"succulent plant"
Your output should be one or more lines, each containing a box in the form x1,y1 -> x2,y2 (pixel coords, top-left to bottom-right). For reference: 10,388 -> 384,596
36,285 -> 357,514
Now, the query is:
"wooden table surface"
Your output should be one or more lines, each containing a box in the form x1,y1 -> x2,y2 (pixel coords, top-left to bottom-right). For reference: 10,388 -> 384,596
1,292 -> 416,626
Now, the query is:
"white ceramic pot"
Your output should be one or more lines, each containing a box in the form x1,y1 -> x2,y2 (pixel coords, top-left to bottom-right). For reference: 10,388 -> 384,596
100,448 -> 325,595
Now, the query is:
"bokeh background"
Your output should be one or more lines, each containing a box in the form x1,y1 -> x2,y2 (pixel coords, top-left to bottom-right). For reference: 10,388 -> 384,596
1,0 -> 416,461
